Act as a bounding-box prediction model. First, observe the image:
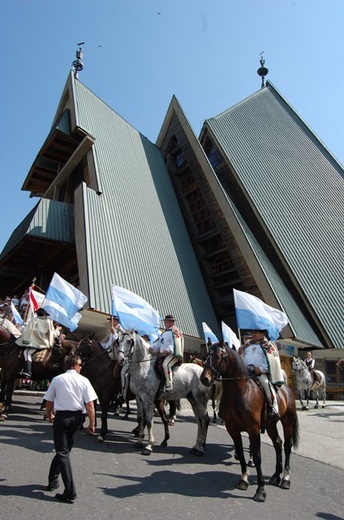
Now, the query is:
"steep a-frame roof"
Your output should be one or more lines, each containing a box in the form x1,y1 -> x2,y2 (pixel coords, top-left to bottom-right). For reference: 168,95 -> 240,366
157,95 -> 323,349
69,76 -> 218,339
203,81 -> 344,348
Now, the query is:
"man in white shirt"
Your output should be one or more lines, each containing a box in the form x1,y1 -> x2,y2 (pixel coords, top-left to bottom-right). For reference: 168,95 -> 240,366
100,315 -> 124,359
44,354 -> 98,503
149,315 -> 184,392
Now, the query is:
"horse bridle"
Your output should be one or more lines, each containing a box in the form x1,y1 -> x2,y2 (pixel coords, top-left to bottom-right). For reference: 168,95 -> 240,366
205,345 -> 254,382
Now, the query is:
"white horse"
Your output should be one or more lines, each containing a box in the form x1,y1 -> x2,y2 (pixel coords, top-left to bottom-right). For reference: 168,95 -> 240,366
292,357 -> 326,410
117,330 -> 210,456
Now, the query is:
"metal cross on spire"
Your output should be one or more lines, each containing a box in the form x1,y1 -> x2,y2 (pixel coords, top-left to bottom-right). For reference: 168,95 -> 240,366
72,42 -> 85,79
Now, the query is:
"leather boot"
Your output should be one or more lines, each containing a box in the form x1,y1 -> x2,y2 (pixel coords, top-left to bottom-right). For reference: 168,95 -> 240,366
20,360 -> 32,379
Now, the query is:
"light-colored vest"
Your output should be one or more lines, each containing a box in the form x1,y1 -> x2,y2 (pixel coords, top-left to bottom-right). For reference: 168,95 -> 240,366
16,317 -> 55,349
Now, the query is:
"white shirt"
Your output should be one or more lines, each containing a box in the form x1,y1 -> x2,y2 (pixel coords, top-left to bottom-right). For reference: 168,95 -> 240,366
242,342 -> 269,373
44,369 -> 98,413
151,328 -> 174,355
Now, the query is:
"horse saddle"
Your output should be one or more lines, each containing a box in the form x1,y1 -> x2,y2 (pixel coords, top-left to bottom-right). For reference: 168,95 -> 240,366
311,370 -> 320,384
31,349 -> 51,365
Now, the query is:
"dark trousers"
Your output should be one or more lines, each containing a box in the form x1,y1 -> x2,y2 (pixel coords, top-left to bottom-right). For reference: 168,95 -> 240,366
48,410 -> 83,498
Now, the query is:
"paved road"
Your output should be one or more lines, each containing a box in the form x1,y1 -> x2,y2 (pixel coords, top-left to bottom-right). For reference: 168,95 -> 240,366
0,393 -> 343,520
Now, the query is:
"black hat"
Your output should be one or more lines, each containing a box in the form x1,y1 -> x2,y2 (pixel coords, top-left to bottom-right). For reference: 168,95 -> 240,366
164,314 -> 175,321
37,308 -> 50,316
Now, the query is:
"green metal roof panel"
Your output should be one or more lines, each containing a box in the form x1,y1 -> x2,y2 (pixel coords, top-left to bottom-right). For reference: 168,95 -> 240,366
225,194 -> 324,347
72,78 -> 218,338
0,199 -> 74,260
206,82 -> 344,348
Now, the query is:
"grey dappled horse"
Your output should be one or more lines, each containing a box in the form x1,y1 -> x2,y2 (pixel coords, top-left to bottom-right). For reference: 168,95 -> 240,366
292,357 -> 326,410
117,330 -> 210,456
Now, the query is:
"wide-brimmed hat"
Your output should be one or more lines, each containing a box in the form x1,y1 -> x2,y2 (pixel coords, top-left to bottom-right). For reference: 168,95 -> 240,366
37,308 -> 50,317
164,314 -> 175,321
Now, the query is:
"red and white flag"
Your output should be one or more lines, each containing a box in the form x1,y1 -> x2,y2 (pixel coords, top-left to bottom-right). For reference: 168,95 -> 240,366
29,287 -> 40,313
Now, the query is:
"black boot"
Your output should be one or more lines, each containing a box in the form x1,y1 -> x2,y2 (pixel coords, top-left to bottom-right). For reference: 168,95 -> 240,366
20,361 -> 32,379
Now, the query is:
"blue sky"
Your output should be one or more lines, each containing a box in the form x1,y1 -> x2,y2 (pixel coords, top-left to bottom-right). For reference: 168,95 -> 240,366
1,0 -> 343,251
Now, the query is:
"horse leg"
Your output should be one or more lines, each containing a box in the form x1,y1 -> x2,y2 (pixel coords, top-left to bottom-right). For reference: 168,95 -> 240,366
154,399 -> 170,447
0,378 -> 6,403
266,424 -> 283,486
4,375 -> 16,413
123,396 -> 131,418
322,385 -> 326,408
97,396 -> 110,443
187,394 -> 210,456
314,388 -> 319,409
134,398 -> 145,450
230,432 -> 250,491
168,400 -> 176,426
248,432 -> 266,502
141,401 -> 155,456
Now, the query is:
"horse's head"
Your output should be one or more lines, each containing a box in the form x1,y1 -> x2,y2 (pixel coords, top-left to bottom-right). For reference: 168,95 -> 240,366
200,341 -> 228,387
75,335 -> 95,364
116,330 -> 135,365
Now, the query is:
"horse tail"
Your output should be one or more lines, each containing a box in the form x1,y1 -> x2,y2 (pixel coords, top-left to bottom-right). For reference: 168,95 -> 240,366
292,412 -> 300,450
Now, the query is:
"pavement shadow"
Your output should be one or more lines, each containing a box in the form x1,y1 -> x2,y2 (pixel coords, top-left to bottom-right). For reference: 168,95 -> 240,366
98,468 -> 253,500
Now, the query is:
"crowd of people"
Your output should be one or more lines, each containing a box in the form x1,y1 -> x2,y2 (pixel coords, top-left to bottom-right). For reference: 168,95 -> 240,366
1,289 -> 303,504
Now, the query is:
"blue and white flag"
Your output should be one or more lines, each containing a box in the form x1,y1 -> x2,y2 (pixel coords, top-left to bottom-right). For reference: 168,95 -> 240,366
112,284 -> 161,340
202,322 -> 219,346
221,321 -> 241,350
11,301 -> 24,326
42,273 -> 87,331
233,289 -> 288,341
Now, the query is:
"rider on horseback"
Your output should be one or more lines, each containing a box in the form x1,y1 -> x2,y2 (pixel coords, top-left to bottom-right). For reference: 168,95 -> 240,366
15,308 -> 55,379
100,315 -> 124,358
240,329 -> 284,420
149,315 -> 184,392
305,351 -> 320,384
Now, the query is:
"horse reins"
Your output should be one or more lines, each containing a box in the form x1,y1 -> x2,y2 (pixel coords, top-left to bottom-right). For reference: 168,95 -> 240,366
205,349 -> 255,382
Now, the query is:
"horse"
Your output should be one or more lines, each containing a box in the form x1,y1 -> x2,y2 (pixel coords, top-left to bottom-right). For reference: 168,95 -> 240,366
74,336 -> 122,442
292,357 -> 326,410
116,330 -> 210,456
200,341 -> 299,502
0,324 -> 76,412
189,354 -> 223,423
75,335 -> 177,443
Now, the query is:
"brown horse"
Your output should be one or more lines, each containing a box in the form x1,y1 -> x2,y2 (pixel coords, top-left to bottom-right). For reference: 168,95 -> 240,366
200,342 -> 299,502
75,336 -> 177,445
0,324 -> 76,412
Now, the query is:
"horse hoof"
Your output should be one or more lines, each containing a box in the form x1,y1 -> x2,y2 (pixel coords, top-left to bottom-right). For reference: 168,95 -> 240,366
131,426 -> 139,436
141,448 -> 152,456
280,479 -> 291,490
247,459 -> 255,468
322,405 -> 325,408
134,441 -> 144,449
314,405 -> 318,409
253,489 -> 266,502
168,419 -> 175,426
190,448 -> 204,457
160,440 -> 168,447
236,479 -> 249,491
269,475 -> 281,486
97,435 -> 104,443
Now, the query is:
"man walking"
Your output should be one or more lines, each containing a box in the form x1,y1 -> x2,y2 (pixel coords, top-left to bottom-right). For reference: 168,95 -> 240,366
44,354 -> 98,503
